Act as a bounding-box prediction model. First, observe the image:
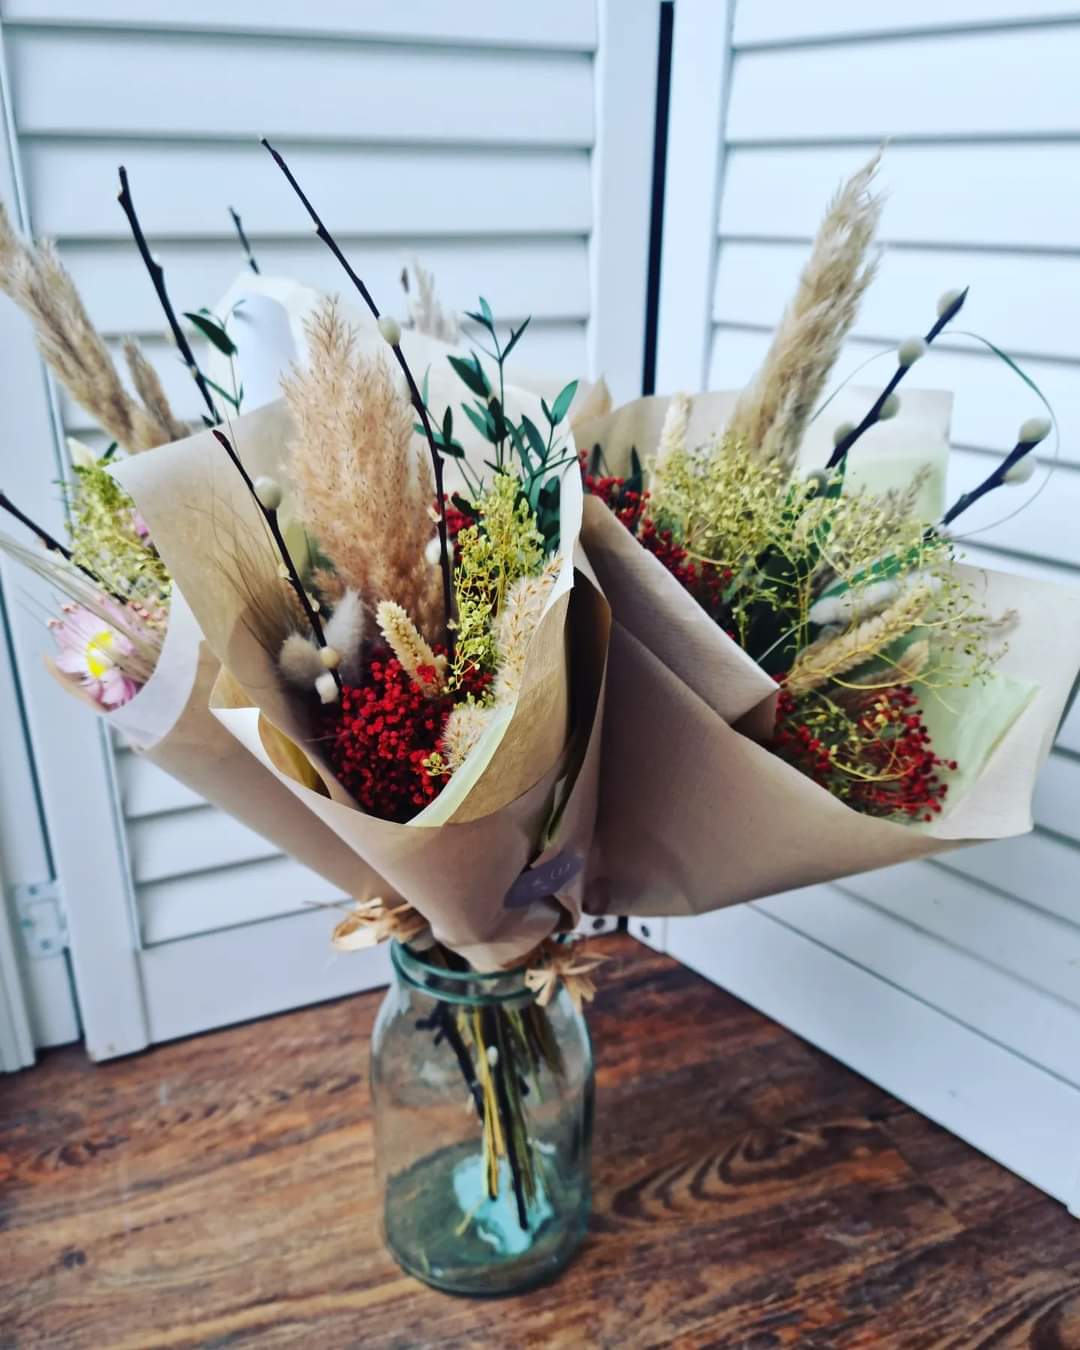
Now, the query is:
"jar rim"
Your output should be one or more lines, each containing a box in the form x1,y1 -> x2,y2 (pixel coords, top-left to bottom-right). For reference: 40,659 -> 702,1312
391,939 -> 529,984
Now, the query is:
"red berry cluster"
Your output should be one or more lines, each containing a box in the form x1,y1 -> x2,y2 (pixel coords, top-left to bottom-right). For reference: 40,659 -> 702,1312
318,647 -> 489,824
582,459 -> 733,621
772,685 -> 955,821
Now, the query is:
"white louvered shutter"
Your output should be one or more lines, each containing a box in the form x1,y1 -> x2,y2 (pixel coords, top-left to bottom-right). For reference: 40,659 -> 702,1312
646,0 -> 1080,1210
0,1 -> 659,1055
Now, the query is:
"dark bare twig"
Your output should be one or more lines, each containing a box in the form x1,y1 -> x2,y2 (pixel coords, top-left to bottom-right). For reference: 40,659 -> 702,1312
260,138 -> 454,652
210,428 -> 341,693
228,207 -> 261,275
827,288 -> 968,470
941,426 -> 1046,527
0,490 -> 131,603
117,167 -> 221,424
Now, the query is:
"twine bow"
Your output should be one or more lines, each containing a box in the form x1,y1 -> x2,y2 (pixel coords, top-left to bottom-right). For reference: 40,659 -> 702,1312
524,939 -> 608,1011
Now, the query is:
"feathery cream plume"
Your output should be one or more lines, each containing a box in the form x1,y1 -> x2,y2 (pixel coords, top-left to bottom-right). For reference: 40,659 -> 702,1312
657,393 -> 691,466
787,584 -> 931,695
491,554 -> 562,704
726,152 -> 883,468
283,299 -> 442,640
0,203 -> 185,451
403,259 -> 460,344
437,700 -> 494,773
376,598 -> 445,693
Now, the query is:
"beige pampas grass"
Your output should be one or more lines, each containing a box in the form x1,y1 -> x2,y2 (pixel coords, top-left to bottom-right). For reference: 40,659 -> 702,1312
403,259 -> 460,344
376,599 -> 446,693
283,298 -> 442,641
0,203 -> 185,452
786,584 -> 932,696
725,152 -> 883,468
657,393 -> 691,466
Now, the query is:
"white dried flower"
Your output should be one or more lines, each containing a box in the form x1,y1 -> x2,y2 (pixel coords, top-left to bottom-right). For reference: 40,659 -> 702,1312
879,393 -> 900,420
253,475 -> 283,511
936,288 -> 965,318
1018,416 -> 1051,446
66,436 -> 97,469
832,420 -> 856,447
315,671 -> 339,704
1005,456 -> 1037,485
377,314 -> 402,346
897,337 -> 927,368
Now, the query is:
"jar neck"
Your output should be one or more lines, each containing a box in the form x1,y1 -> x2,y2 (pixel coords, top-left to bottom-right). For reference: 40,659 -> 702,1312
391,940 -> 533,1007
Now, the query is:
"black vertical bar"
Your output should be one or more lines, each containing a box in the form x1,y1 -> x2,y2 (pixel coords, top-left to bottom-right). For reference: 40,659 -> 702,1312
641,0 -> 675,396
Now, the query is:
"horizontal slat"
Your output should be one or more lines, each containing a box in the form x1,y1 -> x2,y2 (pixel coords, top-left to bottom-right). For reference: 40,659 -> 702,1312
57,323 -> 589,431
759,883 -> 1080,1085
734,2 -> 1080,46
935,831 -> 1080,925
838,859 -> 1080,1001
666,902 -> 1080,1208
138,853 -> 348,945
127,804 -> 278,885
709,326 -> 1080,565
25,141 -> 592,241
714,240 -> 1080,367
10,30 -> 594,145
2,1 -> 597,49
60,237 -> 590,335
1033,753 -> 1080,843
728,27 -> 1080,143
116,749 -> 203,819
722,144 -> 1080,251
140,909 -> 389,1046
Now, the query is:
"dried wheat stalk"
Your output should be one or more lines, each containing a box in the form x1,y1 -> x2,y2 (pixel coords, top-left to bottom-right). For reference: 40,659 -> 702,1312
786,584 -> 931,695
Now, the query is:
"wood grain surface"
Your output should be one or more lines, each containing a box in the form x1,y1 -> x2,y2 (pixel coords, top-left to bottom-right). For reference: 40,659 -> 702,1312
2,934 -> 1079,1348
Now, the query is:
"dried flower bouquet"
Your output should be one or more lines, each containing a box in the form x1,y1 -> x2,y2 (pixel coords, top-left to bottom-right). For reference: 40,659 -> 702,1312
577,154 -> 1080,920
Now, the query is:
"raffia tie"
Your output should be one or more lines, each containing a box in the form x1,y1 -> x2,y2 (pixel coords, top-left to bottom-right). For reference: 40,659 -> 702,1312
331,897 -> 429,952
524,939 -> 608,1011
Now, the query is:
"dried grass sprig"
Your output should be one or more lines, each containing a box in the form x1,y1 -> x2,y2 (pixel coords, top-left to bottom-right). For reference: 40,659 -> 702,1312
282,299 -> 442,642
787,584 -> 933,695
376,599 -> 446,693
726,152 -> 883,468
403,259 -> 460,344
0,203 -> 184,452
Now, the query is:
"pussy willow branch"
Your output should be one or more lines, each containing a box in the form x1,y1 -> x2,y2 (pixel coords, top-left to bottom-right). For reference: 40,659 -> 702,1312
228,206 -> 261,275
210,428 -> 341,692
117,167 -> 221,424
940,431 -> 1039,527
260,138 -> 454,653
827,288 -> 968,470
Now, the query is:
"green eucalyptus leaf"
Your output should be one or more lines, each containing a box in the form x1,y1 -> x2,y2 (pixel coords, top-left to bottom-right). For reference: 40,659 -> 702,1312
501,316 -> 531,361
520,414 -> 547,466
462,401 -> 496,443
550,380 -> 579,426
183,311 -> 236,356
448,353 -> 490,398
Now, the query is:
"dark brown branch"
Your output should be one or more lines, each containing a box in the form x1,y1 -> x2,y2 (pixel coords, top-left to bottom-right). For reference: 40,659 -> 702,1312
228,206 -> 261,275
260,138 -> 454,652
941,431 -> 1041,527
117,166 -> 221,424
827,287 -> 968,471
210,429 -> 341,693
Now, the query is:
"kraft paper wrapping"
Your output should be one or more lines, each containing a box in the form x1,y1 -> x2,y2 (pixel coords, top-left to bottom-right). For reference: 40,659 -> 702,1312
114,394 -> 609,970
48,590 -> 390,900
577,391 -> 1080,917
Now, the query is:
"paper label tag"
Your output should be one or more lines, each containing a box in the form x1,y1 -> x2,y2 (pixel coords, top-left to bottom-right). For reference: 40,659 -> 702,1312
504,852 -> 584,910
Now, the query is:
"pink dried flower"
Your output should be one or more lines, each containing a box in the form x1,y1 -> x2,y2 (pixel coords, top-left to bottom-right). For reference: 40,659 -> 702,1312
50,603 -> 141,707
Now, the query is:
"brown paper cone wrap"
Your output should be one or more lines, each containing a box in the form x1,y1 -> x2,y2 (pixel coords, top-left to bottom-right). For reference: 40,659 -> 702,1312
114,396 -> 608,969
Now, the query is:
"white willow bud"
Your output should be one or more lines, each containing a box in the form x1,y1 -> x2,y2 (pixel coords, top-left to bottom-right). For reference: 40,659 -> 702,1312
1018,415 -> 1051,446
1004,456 -> 1037,485
936,288 -> 965,318
832,420 -> 856,447
315,671 -> 339,704
879,394 -> 900,420
253,475 -> 283,511
377,314 -> 402,346
319,645 -> 341,670
897,337 -> 927,368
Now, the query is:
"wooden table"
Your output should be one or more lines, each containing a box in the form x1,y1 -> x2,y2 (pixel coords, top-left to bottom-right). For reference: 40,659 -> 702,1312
2,933 -> 1079,1347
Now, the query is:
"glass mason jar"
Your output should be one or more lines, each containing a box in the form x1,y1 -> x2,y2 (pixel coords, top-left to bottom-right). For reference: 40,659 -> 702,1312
371,940 -> 594,1297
